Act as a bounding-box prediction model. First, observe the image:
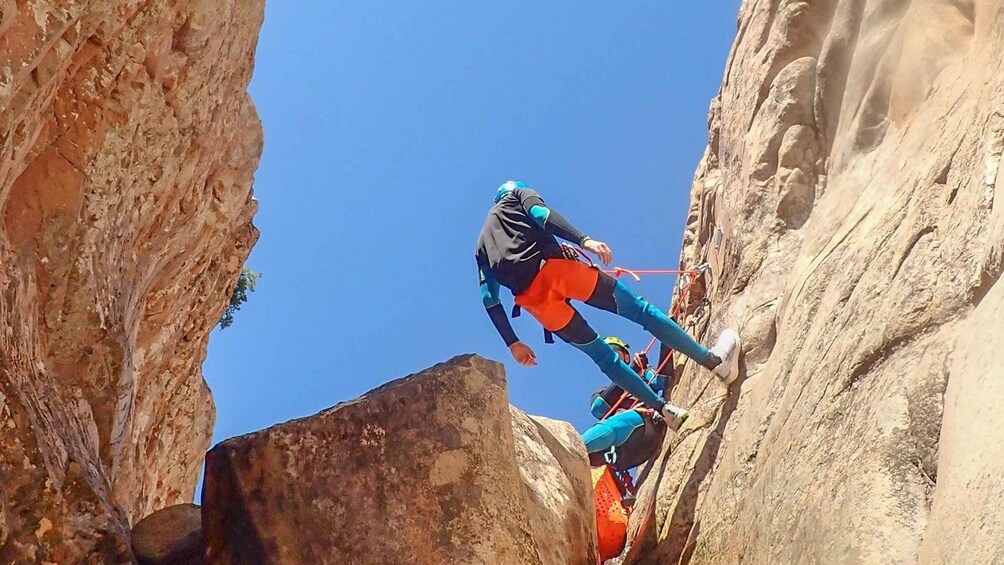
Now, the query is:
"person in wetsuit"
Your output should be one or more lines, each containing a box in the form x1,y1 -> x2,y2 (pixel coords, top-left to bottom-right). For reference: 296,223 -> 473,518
475,180 -> 742,427
582,337 -> 669,470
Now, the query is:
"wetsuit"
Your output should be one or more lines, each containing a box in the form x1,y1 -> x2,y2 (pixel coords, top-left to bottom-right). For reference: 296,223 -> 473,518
589,370 -> 669,419
476,186 -> 717,411
584,409 -> 666,471
582,368 -> 669,470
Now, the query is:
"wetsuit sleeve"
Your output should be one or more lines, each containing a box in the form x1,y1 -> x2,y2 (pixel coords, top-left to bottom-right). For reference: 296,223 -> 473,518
590,396 -> 611,419
590,383 -> 620,419
515,189 -> 589,245
479,265 -> 518,346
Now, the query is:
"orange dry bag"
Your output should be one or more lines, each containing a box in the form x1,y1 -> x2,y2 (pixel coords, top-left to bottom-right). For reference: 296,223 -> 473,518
591,465 -> 629,561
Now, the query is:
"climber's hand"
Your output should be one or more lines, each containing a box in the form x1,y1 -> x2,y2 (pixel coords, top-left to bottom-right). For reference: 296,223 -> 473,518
635,352 -> 649,370
582,238 -> 613,265
509,341 -> 537,366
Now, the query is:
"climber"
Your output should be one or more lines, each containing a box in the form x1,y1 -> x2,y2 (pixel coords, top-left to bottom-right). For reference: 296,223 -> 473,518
582,337 -> 670,471
588,337 -> 671,420
475,180 -> 742,428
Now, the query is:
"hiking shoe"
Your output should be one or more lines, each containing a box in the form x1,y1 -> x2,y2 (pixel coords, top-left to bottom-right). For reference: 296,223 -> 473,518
660,403 -> 690,431
709,329 -> 742,385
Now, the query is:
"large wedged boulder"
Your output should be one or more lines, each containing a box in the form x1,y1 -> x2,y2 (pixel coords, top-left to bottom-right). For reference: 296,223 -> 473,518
130,504 -> 204,565
511,408 -> 598,565
201,354 -> 597,565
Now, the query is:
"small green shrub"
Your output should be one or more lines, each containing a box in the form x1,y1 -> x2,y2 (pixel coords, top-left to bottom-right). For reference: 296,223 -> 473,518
219,267 -> 260,329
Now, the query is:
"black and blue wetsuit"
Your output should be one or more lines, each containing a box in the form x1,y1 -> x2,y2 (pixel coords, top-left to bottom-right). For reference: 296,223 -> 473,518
476,186 -> 589,345
476,182 -> 717,412
583,364 -> 669,470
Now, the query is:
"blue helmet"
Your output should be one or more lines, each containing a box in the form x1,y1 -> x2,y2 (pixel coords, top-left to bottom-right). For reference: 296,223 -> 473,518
495,180 -> 528,203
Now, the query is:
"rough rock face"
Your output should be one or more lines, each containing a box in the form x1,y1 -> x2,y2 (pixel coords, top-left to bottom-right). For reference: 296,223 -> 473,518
629,1 -> 1004,564
510,407 -> 597,565
130,503 -> 203,565
202,354 -> 597,565
0,1 -> 264,562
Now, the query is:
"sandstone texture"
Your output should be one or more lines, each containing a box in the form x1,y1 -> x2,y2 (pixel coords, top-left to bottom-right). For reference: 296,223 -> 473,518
0,0 -> 264,562
628,1 -> 1004,564
201,354 -> 597,565
511,407 -> 598,565
130,503 -> 203,565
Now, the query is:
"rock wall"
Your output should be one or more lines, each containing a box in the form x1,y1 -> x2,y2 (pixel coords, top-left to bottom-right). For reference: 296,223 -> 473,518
202,355 -> 598,565
629,1 -> 1004,563
0,1 -> 263,562
511,408 -> 597,565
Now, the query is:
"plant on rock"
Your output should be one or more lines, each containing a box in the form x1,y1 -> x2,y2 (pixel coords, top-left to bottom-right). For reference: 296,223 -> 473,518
219,267 -> 260,329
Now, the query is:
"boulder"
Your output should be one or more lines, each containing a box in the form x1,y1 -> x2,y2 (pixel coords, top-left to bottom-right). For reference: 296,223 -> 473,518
511,408 -> 598,565
202,354 -> 596,564
131,504 -> 204,565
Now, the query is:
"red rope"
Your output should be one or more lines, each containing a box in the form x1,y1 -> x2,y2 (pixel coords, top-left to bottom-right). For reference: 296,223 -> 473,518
565,245 -> 694,281
598,268 -> 703,421
609,267 -> 696,280
563,243 -> 706,420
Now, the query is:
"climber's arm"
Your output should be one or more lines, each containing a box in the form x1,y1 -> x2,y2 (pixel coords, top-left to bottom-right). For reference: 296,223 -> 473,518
516,188 -> 613,264
479,265 -> 518,346
515,189 -> 589,245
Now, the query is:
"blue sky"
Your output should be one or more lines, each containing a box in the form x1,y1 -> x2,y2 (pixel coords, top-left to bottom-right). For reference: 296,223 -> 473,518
203,2 -> 740,449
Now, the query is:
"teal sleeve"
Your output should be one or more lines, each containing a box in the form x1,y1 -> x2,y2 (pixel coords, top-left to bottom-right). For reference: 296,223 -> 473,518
645,369 -> 669,395
479,265 -> 518,346
591,397 -> 611,419
528,204 -> 587,244
528,204 -> 550,228
479,266 -> 501,308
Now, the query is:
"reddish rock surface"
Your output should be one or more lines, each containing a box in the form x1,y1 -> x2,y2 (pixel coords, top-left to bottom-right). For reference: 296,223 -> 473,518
627,1 -> 1004,564
0,1 -> 264,562
131,503 -> 203,565
202,355 -> 597,565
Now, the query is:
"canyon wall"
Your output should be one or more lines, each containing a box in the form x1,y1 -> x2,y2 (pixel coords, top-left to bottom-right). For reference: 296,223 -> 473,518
0,1 -> 263,561
629,1 -> 1004,563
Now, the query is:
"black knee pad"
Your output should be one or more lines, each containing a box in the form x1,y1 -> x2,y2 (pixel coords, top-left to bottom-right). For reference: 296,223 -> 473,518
554,311 -> 598,345
585,270 -> 618,314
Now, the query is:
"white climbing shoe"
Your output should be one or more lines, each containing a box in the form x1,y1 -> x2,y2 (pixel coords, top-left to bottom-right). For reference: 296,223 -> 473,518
709,328 -> 742,385
660,403 -> 690,432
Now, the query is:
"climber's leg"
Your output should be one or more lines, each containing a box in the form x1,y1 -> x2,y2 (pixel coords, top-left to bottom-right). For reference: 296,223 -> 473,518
553,310 -> 668,410
585,271 -> 720,365
514,261 -> 669,408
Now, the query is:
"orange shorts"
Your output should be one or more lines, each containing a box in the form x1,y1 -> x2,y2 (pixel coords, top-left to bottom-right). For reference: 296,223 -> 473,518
514,259 -> 599,331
